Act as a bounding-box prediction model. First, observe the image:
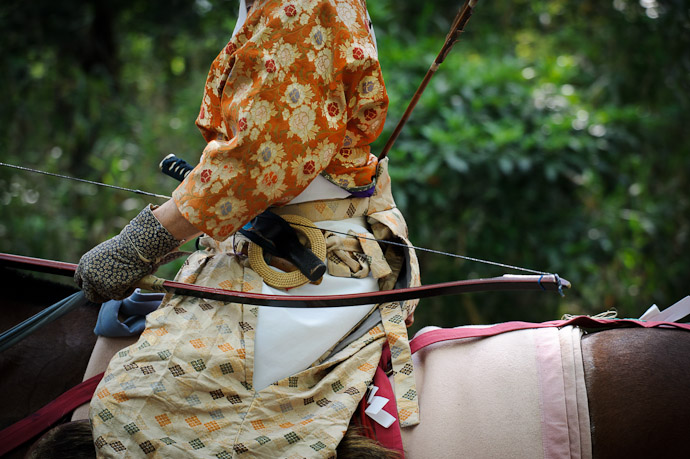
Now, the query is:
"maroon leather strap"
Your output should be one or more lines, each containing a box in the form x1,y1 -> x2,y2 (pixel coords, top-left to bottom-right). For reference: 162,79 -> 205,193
410,316 -> 690,354
371,345 -> 405,455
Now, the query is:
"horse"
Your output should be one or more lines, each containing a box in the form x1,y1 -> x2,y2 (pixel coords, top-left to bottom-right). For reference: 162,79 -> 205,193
2,267 -> 690,458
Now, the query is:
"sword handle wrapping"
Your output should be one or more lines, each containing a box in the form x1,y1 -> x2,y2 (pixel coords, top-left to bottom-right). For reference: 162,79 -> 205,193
158,154 -> 327,284
159,154 -> 194,182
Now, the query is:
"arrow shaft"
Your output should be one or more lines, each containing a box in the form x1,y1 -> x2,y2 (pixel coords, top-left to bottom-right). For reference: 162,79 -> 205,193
378,0 -> 479,161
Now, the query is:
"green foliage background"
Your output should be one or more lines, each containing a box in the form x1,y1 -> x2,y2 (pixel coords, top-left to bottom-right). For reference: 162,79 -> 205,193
1,0 -> 688,333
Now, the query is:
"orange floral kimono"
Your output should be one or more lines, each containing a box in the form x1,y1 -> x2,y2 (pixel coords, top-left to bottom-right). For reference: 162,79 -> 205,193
173,0 -> 386,239
90,1 -> 420,457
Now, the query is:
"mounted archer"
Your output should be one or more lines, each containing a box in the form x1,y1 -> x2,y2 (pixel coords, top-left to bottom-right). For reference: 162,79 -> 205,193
71,1 -> 427,456
0,0 -> 578,457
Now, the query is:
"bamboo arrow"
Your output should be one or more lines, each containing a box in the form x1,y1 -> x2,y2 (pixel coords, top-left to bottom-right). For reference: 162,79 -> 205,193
379,0 -> 479,160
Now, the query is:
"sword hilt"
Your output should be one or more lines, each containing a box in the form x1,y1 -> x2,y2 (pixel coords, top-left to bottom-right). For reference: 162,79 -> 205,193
159,154 -> 194,182
158,155 -> 327,283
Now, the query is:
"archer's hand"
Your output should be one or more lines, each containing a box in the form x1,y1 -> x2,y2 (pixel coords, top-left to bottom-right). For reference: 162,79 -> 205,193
75,205 -> 180,303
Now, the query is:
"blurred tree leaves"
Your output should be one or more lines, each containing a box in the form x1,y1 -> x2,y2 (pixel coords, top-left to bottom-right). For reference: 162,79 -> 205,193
371,0 -> 690,330
1,0 -> 688,332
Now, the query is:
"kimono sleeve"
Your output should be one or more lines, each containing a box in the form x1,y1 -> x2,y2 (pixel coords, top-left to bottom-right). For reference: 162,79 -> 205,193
172,0 -> 388,240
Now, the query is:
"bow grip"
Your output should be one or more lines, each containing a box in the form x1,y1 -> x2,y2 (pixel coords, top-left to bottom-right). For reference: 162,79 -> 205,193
136,274 -> 167,293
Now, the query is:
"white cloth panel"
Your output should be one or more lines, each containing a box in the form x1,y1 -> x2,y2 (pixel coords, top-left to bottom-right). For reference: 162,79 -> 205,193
253,218 -> 378,391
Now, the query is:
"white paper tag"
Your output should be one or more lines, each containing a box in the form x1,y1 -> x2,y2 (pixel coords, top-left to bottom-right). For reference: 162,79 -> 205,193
640,296 -> 690,323
365,395 -> 389,414
367,407 -> 396,428
655,296 -> 690,323
640,304 -> 660,320
365,395 -> 396,428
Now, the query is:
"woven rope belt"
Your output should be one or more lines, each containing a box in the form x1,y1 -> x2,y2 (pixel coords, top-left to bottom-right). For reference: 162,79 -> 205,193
248,214 -> 327,289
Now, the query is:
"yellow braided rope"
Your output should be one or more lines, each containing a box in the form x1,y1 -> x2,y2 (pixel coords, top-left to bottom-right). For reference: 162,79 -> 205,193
248,214 -> 327,289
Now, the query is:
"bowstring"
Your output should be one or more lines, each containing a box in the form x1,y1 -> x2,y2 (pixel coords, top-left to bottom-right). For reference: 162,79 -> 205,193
0,162 -> 171,200
1,161 -> 552,276
267,218 -> 550,276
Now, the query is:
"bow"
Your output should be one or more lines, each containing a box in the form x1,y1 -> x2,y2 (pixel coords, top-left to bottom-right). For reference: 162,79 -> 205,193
0,253 -> 569,307
0,0 -> 570,301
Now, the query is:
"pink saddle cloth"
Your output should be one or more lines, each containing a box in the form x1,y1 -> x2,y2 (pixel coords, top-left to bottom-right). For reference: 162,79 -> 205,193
371,316 -> 690,458
403,325 -> 591,459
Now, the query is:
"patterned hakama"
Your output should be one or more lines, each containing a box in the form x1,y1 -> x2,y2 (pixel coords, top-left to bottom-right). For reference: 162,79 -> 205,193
90,161 -> 420,457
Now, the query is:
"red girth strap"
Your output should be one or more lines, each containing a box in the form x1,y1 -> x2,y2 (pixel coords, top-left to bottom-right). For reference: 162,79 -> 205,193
410,316 -> 690,354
